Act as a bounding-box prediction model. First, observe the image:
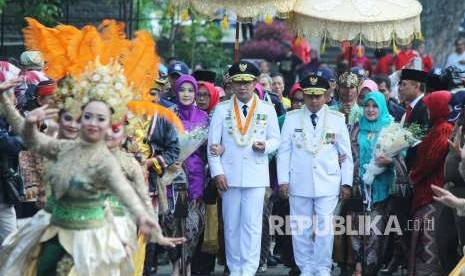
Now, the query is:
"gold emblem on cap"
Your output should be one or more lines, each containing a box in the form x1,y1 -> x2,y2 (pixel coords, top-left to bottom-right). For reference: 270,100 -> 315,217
309,76 -> 318,85
239,63 -> 247,72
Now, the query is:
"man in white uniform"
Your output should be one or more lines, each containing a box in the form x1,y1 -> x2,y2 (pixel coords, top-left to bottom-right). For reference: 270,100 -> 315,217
278,74 -> 353,276
208,61 -> 280,276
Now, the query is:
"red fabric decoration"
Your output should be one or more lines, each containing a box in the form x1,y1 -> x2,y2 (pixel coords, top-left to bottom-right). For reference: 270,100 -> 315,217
375,54 -> 394,75
422,55 -> 434,72
37,82 -> 56,97
292,37 -> 311,64
394,49 -> 418,70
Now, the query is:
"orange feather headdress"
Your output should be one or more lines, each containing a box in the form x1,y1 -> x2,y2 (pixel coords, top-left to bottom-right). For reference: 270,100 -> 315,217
22,17 -> 183,133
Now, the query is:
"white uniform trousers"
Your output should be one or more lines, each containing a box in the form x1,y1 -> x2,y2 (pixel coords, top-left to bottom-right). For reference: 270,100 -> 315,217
222,187 -> 265,276
290,195 -> 338,276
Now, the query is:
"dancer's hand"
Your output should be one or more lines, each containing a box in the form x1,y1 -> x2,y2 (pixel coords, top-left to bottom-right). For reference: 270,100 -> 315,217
432,185 -> 465,208
26,105 -> 59,124
0,77 -> 22,93
156,235 -> 186,248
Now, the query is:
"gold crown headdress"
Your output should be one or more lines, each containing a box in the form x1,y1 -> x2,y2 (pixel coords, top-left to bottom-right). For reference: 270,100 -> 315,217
338,72 -> 360,88
22,17 -> 183,133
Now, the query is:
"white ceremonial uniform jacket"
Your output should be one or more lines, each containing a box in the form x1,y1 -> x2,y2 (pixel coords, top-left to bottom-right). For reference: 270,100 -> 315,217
277,105 -> 353,197
208,95 -> 280,188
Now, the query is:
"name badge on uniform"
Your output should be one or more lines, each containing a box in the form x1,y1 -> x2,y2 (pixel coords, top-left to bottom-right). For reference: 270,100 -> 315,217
325,132 -> 336,144
293,129 -> 305,148
256,114 -> 267,127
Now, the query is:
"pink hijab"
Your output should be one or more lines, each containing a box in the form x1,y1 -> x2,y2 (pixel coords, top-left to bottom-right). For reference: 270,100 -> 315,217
361,79 -> 379,92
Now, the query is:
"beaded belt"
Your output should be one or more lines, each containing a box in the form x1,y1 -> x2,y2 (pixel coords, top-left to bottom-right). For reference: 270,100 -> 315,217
51,197 -> 105,229
43,195 -> 57,213
106,194 -> 127,217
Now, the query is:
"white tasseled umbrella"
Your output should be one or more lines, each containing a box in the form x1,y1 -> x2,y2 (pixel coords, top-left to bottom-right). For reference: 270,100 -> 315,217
187,0 -> 297,21
289,0 -> 423,48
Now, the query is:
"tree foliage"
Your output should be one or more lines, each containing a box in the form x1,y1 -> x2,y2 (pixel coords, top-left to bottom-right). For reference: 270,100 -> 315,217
418,0 -> 465,66
0,0 -> 232,77
0,0 -> 5,12
19,0 -> 64,26
240,21 -> 292,61
151,0 -> 233,80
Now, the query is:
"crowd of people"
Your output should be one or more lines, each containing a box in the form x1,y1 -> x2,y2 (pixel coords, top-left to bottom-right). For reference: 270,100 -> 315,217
2,17 -> 465,276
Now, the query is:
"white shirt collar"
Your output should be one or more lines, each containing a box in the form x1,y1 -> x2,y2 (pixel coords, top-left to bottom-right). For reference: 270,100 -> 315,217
235,94 -> 255,108
409,94 -> 424,109
304,104 -> 326,117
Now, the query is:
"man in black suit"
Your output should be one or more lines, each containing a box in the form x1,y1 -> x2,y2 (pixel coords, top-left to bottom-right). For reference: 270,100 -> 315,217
378,68 -> 430,275
399,68 -> 430,169
143,94 -> 181,275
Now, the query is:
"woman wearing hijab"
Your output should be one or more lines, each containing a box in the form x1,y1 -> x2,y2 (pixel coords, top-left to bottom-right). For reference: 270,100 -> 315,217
349,92 -> 395,276
163,75 -> 209,276
192,80 -> 220,275
408,90 -> 453,276
195,81 -> 220,115
357,79 -> 379,106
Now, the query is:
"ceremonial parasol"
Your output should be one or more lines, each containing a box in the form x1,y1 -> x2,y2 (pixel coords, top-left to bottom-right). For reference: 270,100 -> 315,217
289,0 -> 423,65
178,0 -> 297,62
188,0 -> 296,21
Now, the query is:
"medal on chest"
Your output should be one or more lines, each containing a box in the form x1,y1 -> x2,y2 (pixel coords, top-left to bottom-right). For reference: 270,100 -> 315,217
299,107 -> 330,156
226,95 -> 263,147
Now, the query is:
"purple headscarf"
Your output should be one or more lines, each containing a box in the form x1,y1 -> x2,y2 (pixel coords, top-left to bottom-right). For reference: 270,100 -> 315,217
175,75 -> 208,131
173,75 -> 208,201
255,83 -> 265,100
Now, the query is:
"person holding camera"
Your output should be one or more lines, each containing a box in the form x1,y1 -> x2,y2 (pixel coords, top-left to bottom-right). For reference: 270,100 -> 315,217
0,81 -> 24,244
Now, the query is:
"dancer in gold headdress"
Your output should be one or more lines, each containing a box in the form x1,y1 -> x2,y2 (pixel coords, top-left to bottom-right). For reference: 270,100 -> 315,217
0,18 -> 185,276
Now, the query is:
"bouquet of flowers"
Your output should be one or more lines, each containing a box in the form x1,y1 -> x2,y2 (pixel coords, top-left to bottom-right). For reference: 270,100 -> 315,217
362,123 -> 419,210
159,126 -> 209,187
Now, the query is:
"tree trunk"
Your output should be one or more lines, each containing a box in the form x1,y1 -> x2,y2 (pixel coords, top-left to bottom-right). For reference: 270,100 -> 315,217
168,11 -> 177,57
419,0 -> 465,66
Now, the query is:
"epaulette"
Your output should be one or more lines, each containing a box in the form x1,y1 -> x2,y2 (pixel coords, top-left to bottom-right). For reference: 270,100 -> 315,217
328,109 -> 345,118
260,99 -> 274,106
218,99 -> 231,105
285,109 -> 300,116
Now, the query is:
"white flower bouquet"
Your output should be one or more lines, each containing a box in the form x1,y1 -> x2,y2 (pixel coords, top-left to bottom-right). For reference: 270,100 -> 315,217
363,123 -> 419,185
362,123 -> 419,210
159,126 -> 209,186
